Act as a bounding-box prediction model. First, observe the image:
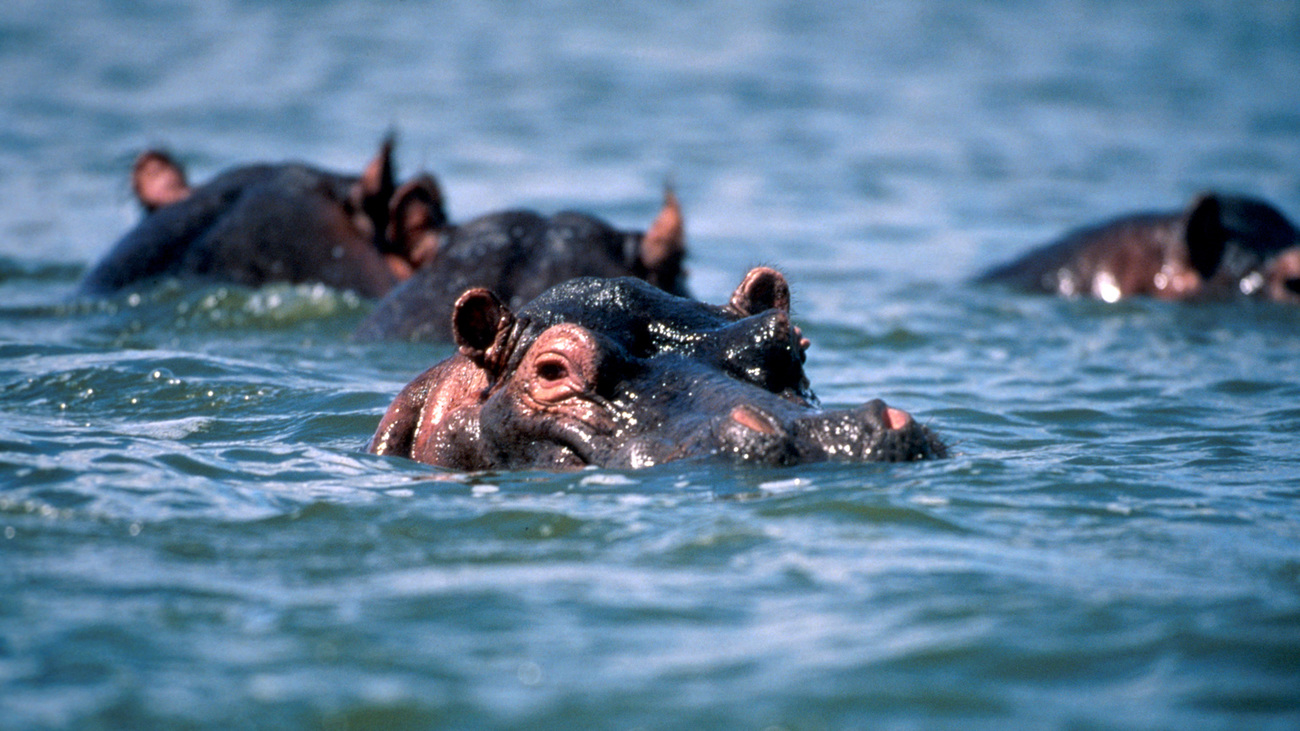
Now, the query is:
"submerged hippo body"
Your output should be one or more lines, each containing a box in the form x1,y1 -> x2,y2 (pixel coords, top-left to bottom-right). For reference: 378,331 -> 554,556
77,139 -> 445,299
353,191 -> 688,342
977,193 -> 1300,303
369,267 -> 945,471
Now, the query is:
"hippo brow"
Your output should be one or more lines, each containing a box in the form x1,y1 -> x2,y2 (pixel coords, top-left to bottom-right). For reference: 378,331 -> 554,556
491,315 -> 540,387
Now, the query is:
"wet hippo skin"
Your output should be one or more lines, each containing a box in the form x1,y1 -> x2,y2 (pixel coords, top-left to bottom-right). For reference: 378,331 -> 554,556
353,189 -> 688,342
77,138 -> 445,299
977,193 -> 1300,303
369,267 -> 946,470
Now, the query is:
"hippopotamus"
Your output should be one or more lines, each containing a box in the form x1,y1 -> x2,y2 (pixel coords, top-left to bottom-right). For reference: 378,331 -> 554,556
976,193 -> 1300,303
76,138 -> 445,298
368,267 -> 946,470
352,190 -> 688,342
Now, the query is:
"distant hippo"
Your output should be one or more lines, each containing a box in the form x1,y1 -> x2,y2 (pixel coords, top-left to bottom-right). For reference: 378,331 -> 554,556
977,193 -> 1300,303
353,190 -> 688,342
77,138 -> 445,298
368,267 -> 946,470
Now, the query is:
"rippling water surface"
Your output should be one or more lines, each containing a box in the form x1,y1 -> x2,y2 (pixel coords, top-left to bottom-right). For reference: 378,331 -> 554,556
3,1 -> 1300,728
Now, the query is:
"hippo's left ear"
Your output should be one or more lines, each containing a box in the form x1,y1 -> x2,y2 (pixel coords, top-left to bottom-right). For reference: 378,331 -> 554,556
132,150 -> 191,212
452,288 -> 516,377
637,188 -> 686,289
1183,194 -> 1230,280
728,266 -> 791,316
351,135 -> 398,236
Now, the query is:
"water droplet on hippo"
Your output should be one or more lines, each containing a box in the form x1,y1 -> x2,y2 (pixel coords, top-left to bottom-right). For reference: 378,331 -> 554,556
1093,272 -> 1122,303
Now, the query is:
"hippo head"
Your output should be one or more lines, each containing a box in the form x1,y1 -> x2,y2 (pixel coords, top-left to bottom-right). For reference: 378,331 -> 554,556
127,136 -> 449,283
369,267 -> 946,470
1181,193 -> 1300,301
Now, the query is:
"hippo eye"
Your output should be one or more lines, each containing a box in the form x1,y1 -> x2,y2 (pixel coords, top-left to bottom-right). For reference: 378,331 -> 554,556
537,360 -> 568,382
531,354 -> 586,404
527,325 -> 600,402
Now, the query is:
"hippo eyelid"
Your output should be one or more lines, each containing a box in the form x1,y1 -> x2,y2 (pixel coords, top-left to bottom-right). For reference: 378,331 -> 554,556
536,357 -> 569,382
529,349 -> 592,404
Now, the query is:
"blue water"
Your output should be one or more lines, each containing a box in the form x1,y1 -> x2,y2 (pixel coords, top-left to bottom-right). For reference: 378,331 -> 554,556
3,1 -> 1300,728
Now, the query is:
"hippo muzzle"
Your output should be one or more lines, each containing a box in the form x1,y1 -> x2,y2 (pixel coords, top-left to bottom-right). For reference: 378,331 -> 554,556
712,399 -> 944,465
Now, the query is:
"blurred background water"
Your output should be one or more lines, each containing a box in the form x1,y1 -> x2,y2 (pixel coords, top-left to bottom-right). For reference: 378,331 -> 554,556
2,1 -> 1299,728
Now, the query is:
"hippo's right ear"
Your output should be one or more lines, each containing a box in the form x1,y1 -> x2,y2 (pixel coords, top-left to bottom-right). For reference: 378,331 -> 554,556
1183,193 -> 1229,280
453,288 -> 516,375
387,174 -> 448,267
1199,193 -> 1300,258
728,266 -> 791,316
132,150 -> 191,212
638,188 -> 686,289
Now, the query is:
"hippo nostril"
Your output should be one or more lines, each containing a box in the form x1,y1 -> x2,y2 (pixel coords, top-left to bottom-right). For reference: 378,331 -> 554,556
885,407 -> 912,431
730,405 -> 780,435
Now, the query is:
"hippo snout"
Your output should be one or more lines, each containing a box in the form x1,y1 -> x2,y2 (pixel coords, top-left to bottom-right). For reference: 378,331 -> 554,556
716,399 -> 946,465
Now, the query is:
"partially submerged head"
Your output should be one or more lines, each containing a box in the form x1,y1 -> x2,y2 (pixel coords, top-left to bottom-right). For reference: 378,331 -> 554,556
125,136 -> 449,286
978,191 -> 1300,305
369,267 -> 945,470
351,187 -> 692,343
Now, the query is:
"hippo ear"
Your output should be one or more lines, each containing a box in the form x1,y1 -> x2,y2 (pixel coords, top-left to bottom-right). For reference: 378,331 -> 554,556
1183,193 -> 1229,280
637,187 -> 686,287
1202,193 -> 1300,258
729,266 -> 791,316
453,288 -> 516,375
387,174 -> 448,267
132,150 -> 190,212
351,135 -> 398,234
